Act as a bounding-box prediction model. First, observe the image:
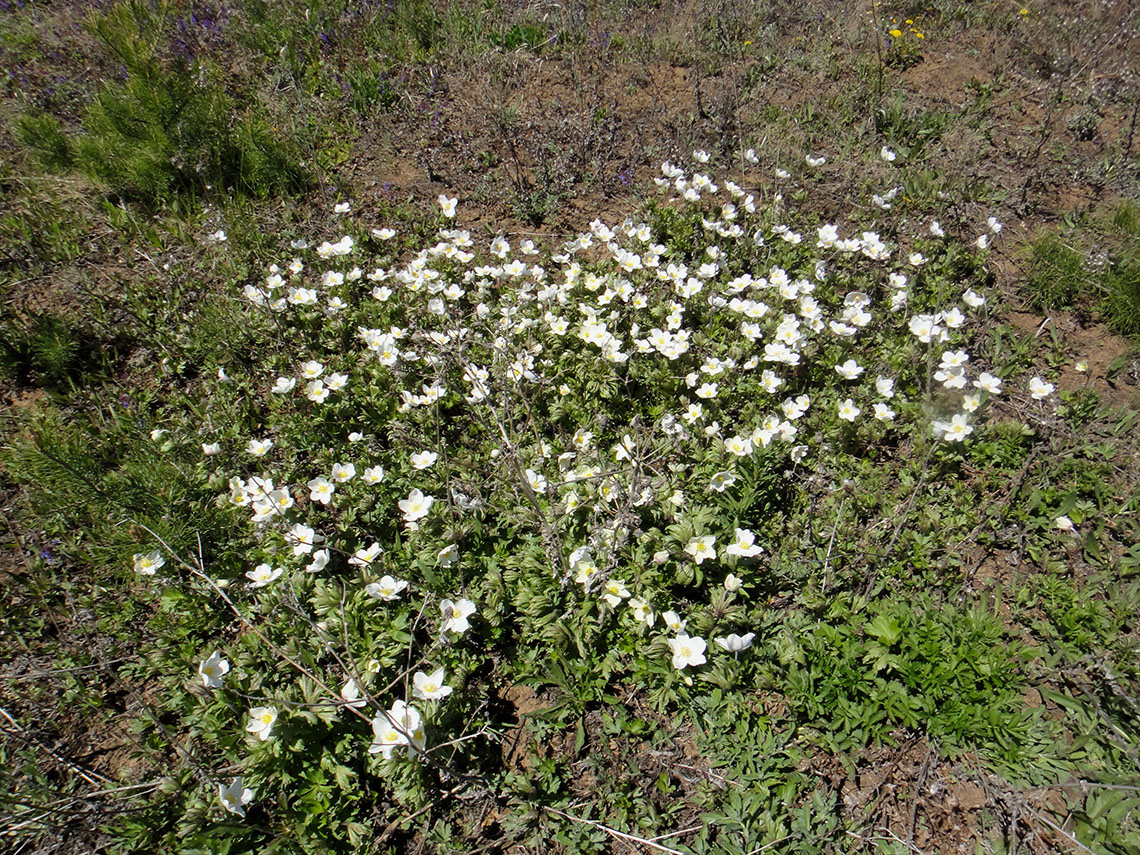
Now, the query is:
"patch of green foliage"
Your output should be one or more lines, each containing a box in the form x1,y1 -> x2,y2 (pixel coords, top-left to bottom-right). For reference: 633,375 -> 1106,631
17,1 -> 311,205
1023,201 -> 1140,339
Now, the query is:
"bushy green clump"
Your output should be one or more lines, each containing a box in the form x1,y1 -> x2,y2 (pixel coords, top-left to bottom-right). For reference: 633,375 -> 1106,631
1023,202 -> 1140,338
80,145 -> 1043,849
9,146 -> 1135,853
17,1 -> 310,205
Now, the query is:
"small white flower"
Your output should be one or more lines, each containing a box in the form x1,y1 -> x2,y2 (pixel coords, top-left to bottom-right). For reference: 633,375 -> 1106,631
305,380 -> 329,403
349,542 -> 383,568
1055,515 -> 1076,533
198,650 -> 230,688
399,489 -> 434,523
366,575 -> 408,601
525,468 -> 548,493
218,777 -> 254,818
246,706 -> 278,741
714,632 -> 756,653
662,610 -> 687,634
724,435 -> 753,457
837,399 -> 860,422
685,535 -> 717,565
410,450 -> 438,470
246,563 -> 284,588
440,598 -> 477,634
668,634 -> 707,669
412,668 -> 453,701
932,413 -> 973,442
305,549 -> 330,573
247,438 -> 273,457
133,551 -> 165,576
725,528 -> 763,558
709,470 -> 737,493
369,700 -> 425,757
308,476 -> 335,505
975,372 -> 1003,394
340,678 -> 367,710
287,523 -> 319,555
1029,377 -> 1055,400
438,194 -> 458,218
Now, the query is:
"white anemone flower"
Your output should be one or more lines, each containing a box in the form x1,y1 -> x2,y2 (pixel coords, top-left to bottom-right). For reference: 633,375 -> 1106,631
685,535 -> 717,565
709,470 -> 737,493
198,650 -> 230,689
340,678 -> 368,710
218,777 -> 254,818
412,668 -> 453,701
308,477 -> 335,505
440,598 -> 477,634
399,489 -> 434,523
366,575 -> 408,601
349,543 -> 383,568
837,399 -> 861,422
410,450 -> 438,470
246,563 -> 283,588
287,523 -> 318,556
932,414 -> 974,442
331,462 -> 356,482
246,706 -> 278,741
133,550 -> 165,576
714,632 -> 756,653
662,610 -> 687,634
369,700 -> 425,758
247,438 -> 273,457
725,528 -> 763,558
305,549 -> 330,573
668,634 -> 707,669
1029,377 -> 1055,400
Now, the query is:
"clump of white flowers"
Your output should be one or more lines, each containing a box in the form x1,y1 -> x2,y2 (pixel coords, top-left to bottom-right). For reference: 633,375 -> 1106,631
145,142 -> 1052,822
